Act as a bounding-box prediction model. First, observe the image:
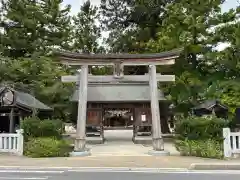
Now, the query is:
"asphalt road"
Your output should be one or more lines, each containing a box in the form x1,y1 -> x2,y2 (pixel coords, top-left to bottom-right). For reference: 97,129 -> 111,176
0,167 -> 240,180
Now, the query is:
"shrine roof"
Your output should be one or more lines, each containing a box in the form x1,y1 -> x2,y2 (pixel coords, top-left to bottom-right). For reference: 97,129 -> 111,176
14,91 -> 52,111
193,100 -> 228,110
71,83 -> 166,102
0,86 -> 52,111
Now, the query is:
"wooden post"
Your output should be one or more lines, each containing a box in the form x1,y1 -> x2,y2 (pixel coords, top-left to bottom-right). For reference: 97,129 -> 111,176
223,128 -> 232,158
9,108 -> 14,133
149,65 -> 164,151
74,65 -> 89,153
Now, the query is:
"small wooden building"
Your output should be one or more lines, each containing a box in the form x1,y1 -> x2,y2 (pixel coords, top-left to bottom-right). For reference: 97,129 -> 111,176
70,82 -> 171,141
0,86 -> 52,133
192,100 -> 228,118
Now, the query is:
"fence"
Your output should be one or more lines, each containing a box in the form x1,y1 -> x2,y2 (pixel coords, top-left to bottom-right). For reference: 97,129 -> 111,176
223,128 -> 240,158
0,129 -> 24,156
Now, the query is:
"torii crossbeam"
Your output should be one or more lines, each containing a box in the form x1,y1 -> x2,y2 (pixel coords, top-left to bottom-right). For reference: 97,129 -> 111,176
58,48 -> 182,65
61,74 -> 175,83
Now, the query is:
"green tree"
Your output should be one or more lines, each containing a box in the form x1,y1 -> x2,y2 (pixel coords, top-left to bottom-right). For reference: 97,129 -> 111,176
200,7 -> 240,114
0,55 -> 74,121
100,0 -> 173,74
0,0 -> 72,57
147,0 -> 239,113
36,0 -> 73,53
72,0 -> 102,53
100,0 -> 173,53
0,1 -> 75,121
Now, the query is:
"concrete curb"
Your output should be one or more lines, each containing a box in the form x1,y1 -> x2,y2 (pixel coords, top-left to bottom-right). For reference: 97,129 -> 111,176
189,163 -> 240,170
0,166 -> 188,171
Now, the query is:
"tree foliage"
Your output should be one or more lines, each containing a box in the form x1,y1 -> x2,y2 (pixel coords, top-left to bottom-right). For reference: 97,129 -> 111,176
147,0 -> 240,114
72,0 -> 103,53
0,0 -> 239,122
0,0 -> 72,57
100,0 -> 174,53
0,55 -> 74,120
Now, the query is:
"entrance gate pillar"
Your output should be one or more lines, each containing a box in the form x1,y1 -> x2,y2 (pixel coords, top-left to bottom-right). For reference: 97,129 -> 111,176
148,65 -> 169,155
71,65 -> 90,156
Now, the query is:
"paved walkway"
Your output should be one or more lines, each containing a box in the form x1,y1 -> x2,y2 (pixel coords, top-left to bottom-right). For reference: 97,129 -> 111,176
0,130 -> 239,169
89,129 -> 179,156
89,142 -> 178,156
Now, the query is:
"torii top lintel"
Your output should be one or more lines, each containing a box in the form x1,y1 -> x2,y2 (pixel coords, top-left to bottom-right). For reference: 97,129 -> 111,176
56,48 -> 183,66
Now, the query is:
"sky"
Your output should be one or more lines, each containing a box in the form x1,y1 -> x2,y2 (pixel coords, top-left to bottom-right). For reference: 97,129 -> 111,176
63,0 -> 99,15
63,0 -> 239,15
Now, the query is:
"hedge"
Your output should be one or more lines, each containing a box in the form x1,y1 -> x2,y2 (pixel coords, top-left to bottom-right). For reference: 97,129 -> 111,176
175,115 -> 229,141
20,116 -> 70,158
24,137 -> 72,158
175,139 -> 223,159
174,115 -> 229,159
20,116 -> 64,141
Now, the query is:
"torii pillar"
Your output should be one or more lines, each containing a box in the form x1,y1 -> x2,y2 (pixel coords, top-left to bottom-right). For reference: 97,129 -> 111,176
148,65 -> 169,155
70,65 -> 91,156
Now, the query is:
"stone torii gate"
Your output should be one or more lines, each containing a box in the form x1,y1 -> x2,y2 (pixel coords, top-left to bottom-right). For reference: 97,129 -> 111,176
57,48 -> 182,156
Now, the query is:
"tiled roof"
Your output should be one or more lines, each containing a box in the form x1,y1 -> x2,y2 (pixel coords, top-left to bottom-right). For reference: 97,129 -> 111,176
193,100 -> 228,110
14,90 -> 52,111
0,86 -> 52,111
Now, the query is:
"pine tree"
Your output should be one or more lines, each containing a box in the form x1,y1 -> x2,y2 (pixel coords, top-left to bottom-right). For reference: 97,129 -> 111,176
0,0 -> 38,57
147,0 -> 239,112
72,0 -> 102,53
37,0 -> 72,53
99,0 -> 173,53
0,0 -> 72,57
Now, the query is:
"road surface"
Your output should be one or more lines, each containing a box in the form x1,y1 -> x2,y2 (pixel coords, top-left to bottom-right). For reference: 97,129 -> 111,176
0,167 -> 240,180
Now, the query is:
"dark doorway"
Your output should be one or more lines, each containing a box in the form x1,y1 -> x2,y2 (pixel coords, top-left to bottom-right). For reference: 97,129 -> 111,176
0,114 -> 10,133
109,115 -> 126,126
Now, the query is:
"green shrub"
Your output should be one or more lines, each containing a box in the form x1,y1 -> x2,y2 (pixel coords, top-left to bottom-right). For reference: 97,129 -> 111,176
21,116 -> 64,141
175,115 -> 229,141
175,139 -> 223,159
24,137 -> 72,158
174,115 -> 228,159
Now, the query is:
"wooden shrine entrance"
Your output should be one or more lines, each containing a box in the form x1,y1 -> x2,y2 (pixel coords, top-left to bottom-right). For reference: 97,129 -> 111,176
57,48 -> 182,156
84,102 -> 156,143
